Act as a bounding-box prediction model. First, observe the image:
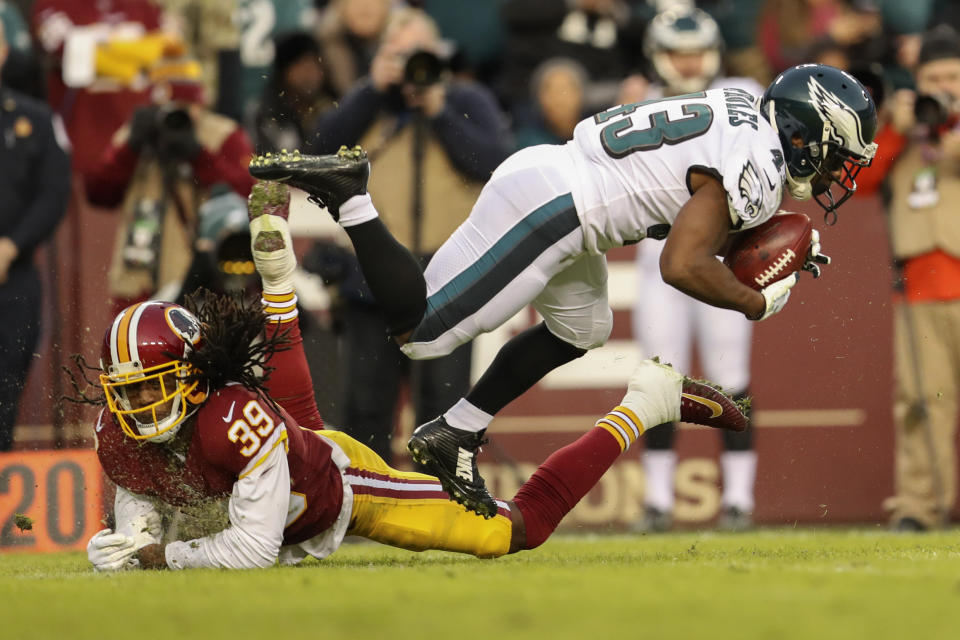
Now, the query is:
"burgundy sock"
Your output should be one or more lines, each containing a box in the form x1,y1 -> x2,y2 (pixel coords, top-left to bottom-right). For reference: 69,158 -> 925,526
263,318 -> 325,429
512,427 -> 623,550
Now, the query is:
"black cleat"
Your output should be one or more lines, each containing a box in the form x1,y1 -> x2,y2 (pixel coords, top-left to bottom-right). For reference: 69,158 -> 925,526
248,146 -> 370,220
717,506 -> 753,532
408,416 -> 497,518
630,506 -> 673,534
892,517 -> 928,532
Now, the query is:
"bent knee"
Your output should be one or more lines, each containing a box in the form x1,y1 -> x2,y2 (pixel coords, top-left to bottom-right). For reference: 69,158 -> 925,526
543,307 -> 613,351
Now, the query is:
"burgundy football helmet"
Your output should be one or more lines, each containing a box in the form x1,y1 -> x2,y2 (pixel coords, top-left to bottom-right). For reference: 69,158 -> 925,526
100,301 -> 207,441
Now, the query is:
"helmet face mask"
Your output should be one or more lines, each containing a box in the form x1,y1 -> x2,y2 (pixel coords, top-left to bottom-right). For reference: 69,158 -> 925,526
810,145 -> 872,215
761,64 -> 879,221
102,361 -> 198,442
100,302 -> 206,442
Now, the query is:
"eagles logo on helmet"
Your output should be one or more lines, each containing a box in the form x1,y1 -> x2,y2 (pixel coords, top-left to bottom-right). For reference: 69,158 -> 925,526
100,301 -> 208,442
759,64 -> 879,221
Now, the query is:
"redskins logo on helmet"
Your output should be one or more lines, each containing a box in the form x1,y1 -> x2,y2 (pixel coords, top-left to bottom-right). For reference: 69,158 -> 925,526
100,301 -> 207,442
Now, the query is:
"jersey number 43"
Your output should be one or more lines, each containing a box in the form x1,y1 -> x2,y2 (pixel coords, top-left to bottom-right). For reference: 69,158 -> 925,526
595,92 -> 714,159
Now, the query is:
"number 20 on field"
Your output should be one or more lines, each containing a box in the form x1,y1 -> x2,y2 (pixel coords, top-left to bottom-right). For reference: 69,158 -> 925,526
0,450 -> 104,553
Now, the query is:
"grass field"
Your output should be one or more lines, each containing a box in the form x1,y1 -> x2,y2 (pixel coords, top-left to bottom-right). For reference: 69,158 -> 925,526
3,529 -> 959,640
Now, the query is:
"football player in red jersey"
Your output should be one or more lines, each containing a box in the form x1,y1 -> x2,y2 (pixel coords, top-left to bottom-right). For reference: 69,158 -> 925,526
82,181 -> 748,571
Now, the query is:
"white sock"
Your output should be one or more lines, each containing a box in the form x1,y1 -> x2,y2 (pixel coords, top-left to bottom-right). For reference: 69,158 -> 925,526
643,450 -> 676,512
443,398 -> 494,433
721,451 -> 757,512
620,359 -> 683,430
250,217 -> 296,295
338,193 -> 379,227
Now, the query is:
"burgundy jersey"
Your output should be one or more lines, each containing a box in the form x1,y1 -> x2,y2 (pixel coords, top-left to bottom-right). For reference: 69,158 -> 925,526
95,383 -> 344,545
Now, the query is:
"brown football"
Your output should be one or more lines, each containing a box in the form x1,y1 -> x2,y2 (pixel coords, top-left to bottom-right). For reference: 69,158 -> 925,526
723,212 -> 813,291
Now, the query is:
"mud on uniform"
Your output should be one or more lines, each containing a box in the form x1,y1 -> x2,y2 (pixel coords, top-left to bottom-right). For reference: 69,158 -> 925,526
403,87 -> 786,360
96,384 -> 512,569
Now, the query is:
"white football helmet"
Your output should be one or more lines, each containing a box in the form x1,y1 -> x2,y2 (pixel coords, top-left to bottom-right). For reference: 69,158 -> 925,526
644,8 -> 722,95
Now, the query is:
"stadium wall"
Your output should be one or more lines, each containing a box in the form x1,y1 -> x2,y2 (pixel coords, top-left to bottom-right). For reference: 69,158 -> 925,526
13,190 -> 954,537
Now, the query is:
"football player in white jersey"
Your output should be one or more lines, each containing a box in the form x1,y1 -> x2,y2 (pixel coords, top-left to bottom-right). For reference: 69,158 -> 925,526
632,7 -> 764,532
249,60 -> 878,518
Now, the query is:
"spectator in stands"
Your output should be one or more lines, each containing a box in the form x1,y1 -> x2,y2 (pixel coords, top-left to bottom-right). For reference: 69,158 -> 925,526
514,57 -> 587,150
498,0 -> 645,115
758,0 -> 882,74
84,65 -> 255,313
316,0 -> 391,99
855,27 -> 960,531
0,19 -> 71,449
628,8 -> 764,532
254,31 -> 334,153
236,0 -> 318,127
158,0 -> 242,121
0,0 -> 42,98
307,7 -> 512,462
30,0 -> 174,179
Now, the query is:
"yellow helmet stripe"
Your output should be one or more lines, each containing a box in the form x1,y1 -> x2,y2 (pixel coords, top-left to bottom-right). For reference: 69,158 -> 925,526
113,302 -> 144,364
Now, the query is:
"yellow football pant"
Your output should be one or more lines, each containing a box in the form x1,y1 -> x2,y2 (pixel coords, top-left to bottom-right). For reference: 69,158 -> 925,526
320,430 -> 513,558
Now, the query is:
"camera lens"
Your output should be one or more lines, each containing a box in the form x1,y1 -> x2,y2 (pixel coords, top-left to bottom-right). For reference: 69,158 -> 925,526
403,50 -> 444,87
161,108 -> 192,133
914,94 -> 950,129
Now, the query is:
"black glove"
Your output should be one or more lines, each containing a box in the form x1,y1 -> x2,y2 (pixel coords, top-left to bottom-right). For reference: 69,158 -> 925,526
127,105 -> 160,153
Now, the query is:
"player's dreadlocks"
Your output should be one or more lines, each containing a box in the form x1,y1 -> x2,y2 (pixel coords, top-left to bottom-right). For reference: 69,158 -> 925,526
63,353 -> 106,406
181,288 -> 290,394
63,289 -> 291,406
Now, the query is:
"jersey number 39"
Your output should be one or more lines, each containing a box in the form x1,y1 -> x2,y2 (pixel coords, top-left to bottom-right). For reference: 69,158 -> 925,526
227,401 -> 276,457
595,92 -> 714,159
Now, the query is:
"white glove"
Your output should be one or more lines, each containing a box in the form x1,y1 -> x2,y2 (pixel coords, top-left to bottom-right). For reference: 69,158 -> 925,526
753,273 -> 799,321
119,513 -> 162,550
87,528 -> 139,572
803,229 -> 831,278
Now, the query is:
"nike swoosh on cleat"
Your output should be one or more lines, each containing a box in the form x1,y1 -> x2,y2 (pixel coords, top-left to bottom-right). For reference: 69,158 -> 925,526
222,401 -> 236,423
682,393 -> 723,418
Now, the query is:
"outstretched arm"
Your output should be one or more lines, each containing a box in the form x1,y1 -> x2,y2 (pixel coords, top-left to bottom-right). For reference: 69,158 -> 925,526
136,441 -> 290,570
659,172 -> 767,320
87,486 -> 163,571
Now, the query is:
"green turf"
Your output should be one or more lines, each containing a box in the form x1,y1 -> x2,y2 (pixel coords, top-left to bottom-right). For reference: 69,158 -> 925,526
3,529 -> 959,640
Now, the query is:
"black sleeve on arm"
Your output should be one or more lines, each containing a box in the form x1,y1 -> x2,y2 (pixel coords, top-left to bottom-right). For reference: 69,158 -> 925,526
430,83 -> 512,180
10,112 -> 70,256
307,80 -> 386,154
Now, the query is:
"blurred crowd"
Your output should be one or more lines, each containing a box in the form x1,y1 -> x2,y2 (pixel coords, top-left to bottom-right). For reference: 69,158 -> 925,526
11,0 -> 948,197
3,0 -> 960,528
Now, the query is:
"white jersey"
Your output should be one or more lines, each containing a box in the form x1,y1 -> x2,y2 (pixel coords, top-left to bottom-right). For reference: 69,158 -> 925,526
565,86 -> 785,254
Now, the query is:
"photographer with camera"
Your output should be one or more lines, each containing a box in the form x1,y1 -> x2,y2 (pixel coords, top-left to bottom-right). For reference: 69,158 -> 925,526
306,7 -> 512,463
856,27 -> 960,531
85,66 -> 255,312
